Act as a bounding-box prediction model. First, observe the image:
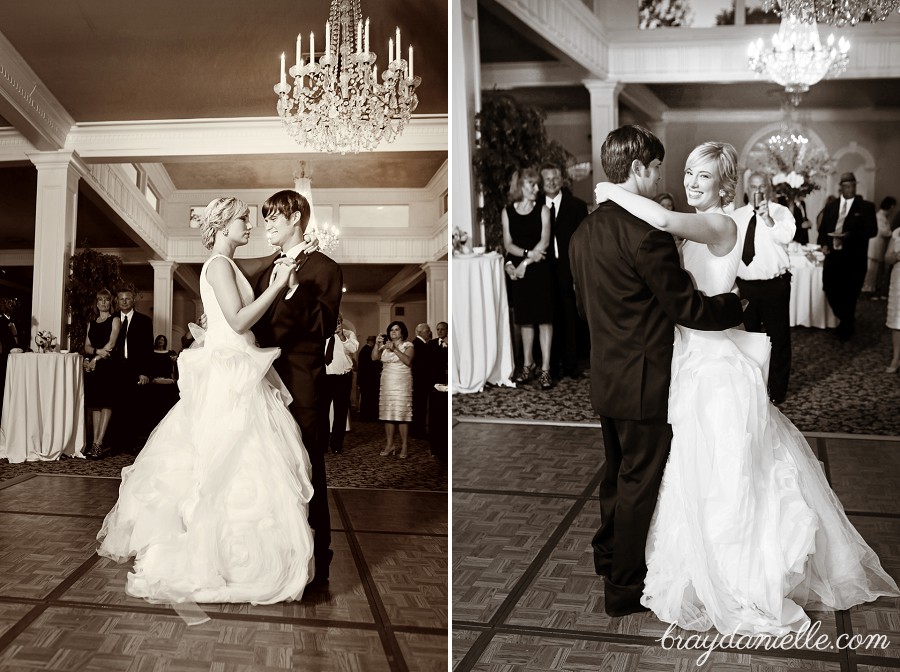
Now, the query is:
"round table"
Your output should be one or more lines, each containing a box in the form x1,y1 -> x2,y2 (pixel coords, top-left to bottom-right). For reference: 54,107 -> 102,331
452,252 -> 515,393
0,352 -> 86,462
789,255 -> 838,329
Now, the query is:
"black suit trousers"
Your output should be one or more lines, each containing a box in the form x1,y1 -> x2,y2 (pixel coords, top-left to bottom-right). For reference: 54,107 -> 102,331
323,372 -> 353,451
593,416 -> 672,613
823,250 -> 867,336
552,269 -> 581,375
736,273 -> 792,402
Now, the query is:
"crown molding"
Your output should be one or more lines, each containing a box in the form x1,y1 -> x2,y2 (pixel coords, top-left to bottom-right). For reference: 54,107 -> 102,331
65,115 -> 448,160
0,127 -> 32,161
0,30 -> 74,151
662,107 -> 900,123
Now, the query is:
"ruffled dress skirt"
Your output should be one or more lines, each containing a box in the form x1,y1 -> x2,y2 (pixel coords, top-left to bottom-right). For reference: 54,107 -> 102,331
641,327 -> 899,635
97,338 -> 315,606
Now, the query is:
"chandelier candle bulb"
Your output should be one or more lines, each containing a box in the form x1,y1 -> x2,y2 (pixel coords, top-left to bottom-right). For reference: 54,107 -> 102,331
409,46 -> 413,79
365,18 -> 369,52
325,21 -> 330,57
296,35 -> 302,67
389,37 -> 393,63
395,27 -> 400,61
357,20 -> 362,54
280,52 -> 286,86
310,32 -> 315,65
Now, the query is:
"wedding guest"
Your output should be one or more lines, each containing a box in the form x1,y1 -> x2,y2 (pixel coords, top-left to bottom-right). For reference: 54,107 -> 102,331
885,228 -> 900,373
790,196 -> 812,245
322,313 -> 358,454
863,196 -> 896,296
82,289 -> 122,458
137,334 -> 180,439
429,321 -> 449,462
816,173 -> 878,341
541,163 -> 589,380
503,167 -> 554,390
357,335 -> 381,421
411,322 -> 433,438
373,320 -> 414,458
654,192 -> 676,211
109,287 -> 154,454
735,172 -> 796,405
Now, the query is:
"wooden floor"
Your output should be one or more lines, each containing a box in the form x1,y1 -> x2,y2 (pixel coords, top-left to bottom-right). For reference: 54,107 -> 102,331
452,419 -> 900,671
0,474 -> 447,671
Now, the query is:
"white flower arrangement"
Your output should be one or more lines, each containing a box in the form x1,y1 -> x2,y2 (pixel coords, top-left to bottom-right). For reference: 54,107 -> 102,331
452,226 -> 470,255
34,330 -> 58,353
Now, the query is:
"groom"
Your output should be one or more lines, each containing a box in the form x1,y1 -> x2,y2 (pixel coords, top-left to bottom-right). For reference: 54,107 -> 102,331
569,125 -> 744,616
252,189 -> 343,587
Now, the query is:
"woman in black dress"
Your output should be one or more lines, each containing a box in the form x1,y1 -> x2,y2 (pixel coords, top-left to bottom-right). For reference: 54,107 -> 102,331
83,289 -> 121,456
502,167 -> 554,390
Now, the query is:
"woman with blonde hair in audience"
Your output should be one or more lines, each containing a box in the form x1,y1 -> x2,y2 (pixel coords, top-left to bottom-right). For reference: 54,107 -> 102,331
83,289 -> 121,458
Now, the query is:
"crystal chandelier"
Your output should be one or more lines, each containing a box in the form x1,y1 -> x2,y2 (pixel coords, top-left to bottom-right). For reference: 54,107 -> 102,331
748,14 -> 850,105
293,164 -> 340,254
274,0 -> 421,154
760,0 -> 900,26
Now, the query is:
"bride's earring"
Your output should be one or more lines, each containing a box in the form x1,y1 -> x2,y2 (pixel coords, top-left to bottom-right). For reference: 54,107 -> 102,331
718,190 -> 726,198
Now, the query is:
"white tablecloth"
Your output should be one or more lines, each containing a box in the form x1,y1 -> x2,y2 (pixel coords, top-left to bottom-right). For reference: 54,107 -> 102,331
789,256 -> 838,329
452,252 -> 515,393
0,352 -> 86,462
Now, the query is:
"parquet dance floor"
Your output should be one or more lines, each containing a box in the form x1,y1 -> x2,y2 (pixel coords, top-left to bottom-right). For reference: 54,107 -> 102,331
452,418 -> 900,671
0,474 -> 447,671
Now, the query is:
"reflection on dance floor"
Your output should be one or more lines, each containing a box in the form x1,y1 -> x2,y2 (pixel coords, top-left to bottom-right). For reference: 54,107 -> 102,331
453,419 -> 900,671
0,475 -> 447,671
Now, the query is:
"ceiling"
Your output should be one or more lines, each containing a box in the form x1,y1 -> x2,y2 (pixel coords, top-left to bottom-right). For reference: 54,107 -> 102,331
0,0 -> 447,299
477,1 -> 900,113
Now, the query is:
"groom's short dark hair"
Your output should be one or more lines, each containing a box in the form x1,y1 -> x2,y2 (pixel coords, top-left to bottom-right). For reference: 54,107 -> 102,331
601,125 -> 665,184
262,190 -> 311,231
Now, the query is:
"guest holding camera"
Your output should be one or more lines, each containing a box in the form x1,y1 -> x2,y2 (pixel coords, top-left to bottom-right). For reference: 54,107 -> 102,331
372,320 -> 414,458
82,289 -> 122,458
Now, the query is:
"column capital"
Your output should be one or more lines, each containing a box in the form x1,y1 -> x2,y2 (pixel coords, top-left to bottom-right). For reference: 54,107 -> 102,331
582,79 -> 624,98
26,149 -> 89,178
149,259 -> 179,272
420,260 -> 448,275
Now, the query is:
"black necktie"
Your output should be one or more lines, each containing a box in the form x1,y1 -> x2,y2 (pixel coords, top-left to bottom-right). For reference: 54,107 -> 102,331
742,214 -> 757,266
324,335 -> 335,365
121,314 -> 129,358
549,202 -> 556,224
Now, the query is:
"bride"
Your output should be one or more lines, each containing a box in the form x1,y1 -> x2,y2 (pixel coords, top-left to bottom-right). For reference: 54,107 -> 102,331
97,197 -> 316,607
595,141 -> 899,636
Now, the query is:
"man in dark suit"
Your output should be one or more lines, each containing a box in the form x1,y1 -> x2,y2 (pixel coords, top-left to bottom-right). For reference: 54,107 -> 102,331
252,189 -> 342,587
103,287 -> 153,456
540,163 -> 589,379
428,321 -> 448,462
790,197 -> 811,245
569,125 -> 744,617
356,335 -> 381,421
411,322 -> 432,438
0,297 -> 20,410
816,172 -> 878,340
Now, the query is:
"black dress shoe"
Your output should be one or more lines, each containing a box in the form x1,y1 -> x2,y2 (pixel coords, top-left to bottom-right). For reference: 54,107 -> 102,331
605,602 -> 650,618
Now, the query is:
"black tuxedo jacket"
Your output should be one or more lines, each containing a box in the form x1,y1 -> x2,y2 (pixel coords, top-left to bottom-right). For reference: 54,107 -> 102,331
816,195 -> 877,260
115,310 -> 153,379
569,202 -> 744,422
252,250 -> 343,411
545,190 -> 589,286
412,337 -> 432,387
791,200 -> 809,244
429,338 -> 448,386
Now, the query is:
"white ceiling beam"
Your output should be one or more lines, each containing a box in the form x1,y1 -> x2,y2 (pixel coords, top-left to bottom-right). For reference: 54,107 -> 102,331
485,0 -> 608,76
378,265 -> 426,303
619,84 -> 669,120
0,30 -> 74,151
65,116 -> 448,161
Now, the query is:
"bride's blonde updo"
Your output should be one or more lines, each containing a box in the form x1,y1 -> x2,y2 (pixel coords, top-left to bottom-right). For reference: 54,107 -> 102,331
200,197 -> 250,250
685,142 -> 738,207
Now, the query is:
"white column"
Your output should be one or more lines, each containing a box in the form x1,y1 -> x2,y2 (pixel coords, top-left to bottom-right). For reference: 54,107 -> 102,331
582,80 -> 624,184
377,302 -> 393,333
452,0 -> 481,243
421,260 -> 448,329
27,151 -> 82,348
149,260 -> 178,345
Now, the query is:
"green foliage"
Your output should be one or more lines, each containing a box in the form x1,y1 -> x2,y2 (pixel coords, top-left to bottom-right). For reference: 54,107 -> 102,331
640,0 -> 692,28
473,94 -> 575,250
65,248 -> 126,353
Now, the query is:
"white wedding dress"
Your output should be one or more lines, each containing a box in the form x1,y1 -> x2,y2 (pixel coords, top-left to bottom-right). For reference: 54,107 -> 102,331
641,231 -> 899,635
97,254 -> 315,606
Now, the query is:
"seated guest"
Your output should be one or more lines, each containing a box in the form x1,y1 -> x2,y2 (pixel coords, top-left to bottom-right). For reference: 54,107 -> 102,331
136,334 -> 180,440
82,289 -> 122,458
149,335 -> 177,383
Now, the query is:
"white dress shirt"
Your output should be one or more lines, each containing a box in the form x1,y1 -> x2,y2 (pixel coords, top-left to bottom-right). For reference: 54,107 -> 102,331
546,192 -> 562,257
325,329 -> 358,375
120,309 -> 134,358
735,201 -> 796,281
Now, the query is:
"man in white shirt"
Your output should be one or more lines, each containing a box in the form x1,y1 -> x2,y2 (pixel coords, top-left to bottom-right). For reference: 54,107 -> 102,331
323,313 -> 358,454
735,172 -> 796,405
